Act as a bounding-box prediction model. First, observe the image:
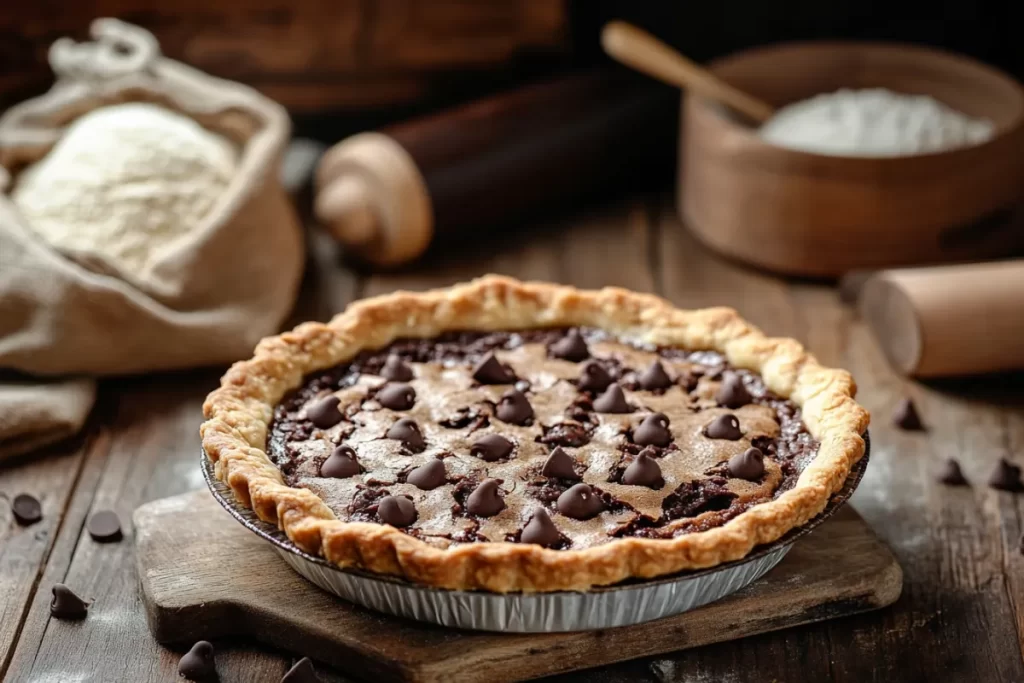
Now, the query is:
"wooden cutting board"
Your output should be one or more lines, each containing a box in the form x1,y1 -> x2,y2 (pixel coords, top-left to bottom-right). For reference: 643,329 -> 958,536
134,491 -> 901,683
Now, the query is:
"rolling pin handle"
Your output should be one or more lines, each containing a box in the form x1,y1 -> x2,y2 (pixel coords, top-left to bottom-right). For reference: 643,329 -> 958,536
315,175 -> 378,247
314,132 -> 433,267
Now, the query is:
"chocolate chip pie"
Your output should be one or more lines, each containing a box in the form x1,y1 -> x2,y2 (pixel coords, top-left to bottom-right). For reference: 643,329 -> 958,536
201,276 -> 869,592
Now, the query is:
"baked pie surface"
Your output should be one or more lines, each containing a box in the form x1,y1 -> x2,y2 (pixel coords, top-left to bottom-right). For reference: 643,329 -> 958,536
201,276 -> 869,592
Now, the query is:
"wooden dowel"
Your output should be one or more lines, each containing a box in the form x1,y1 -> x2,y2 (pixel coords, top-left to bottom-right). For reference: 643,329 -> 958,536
859,261 -> 1024,377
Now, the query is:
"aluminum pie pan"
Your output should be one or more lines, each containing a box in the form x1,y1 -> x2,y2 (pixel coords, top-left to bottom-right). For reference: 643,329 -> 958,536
202,432 -> 869,633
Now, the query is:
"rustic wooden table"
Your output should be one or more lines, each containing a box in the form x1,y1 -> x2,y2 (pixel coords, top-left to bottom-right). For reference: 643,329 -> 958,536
3,196 -> 1023,682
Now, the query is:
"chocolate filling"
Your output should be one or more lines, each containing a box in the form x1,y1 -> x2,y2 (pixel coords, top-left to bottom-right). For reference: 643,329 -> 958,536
267,329 -> 820,550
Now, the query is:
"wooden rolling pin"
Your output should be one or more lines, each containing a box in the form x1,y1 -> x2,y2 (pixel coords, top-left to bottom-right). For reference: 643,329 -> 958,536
314,70 -> 676,266
859,261 -> 1024,377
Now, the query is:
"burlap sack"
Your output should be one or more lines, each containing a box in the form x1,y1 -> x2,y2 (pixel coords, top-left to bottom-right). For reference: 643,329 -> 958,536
0,20 -> 304,458
0,375 -> 96,460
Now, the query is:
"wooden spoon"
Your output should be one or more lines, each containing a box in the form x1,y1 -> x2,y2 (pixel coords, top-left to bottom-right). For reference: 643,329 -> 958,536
601,20 -> 775,124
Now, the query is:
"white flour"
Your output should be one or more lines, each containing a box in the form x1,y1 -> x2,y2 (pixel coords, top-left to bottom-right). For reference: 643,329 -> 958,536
12,102 -> 237,273
759,88 -> 994,157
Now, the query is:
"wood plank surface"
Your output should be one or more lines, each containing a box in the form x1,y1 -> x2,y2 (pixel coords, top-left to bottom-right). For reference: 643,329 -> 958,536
0,0 -> 568,114
791,290 -> 1024,682
653,202 -> 1024,682
0,228 -> 359,681
133,491 -> 899,683
0,371 -> 284,683
0,436 -> 97,678
2,194 -> 1024,682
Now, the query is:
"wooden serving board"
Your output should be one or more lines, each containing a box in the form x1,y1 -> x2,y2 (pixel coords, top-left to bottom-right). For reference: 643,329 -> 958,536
134,491 -> 901,683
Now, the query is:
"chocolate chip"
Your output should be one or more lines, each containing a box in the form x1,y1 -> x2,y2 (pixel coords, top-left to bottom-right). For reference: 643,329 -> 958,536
703,366 -> 725,381
542,447 -> 580,480
557,483 -> 604,520
473,352 -> 516,384
496,389 -> 533,425
470,434 -> 514,461
705,414 -> 742,440
937,458 -> 968,486
593,384 -> 631,414
86,510 -> 123,543
549,329 -> 590,362
386,418 -> 426,452
988,458 -> 1023,492
320,445 -> 361,478
378,495 -> 417,527
378,383 -> 416,410
679,370 -> 700,392
727,447 -> 765,481
539,422 -> 590,447
50,584 -> 89,620
407,459 -> 447,490
717,373 -> 752,409
520,507 -> 561,547
467,479 -> 505,517
893,397 -> 924,431
634,412 -> 672,447
281,657 -> 320,683
439,407 -> 483,429
178,641 -> 216,681
637,360 -> 673,391
307,395 -> 343,429
622,450 -> 664,488
577,361 -> 613,393
12,493 -> 42,526
381,354 -> 414,382
660,478 -> 737,519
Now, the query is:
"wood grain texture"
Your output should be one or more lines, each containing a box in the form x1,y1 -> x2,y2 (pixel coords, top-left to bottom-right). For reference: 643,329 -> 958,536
365,0 -> 565,70
358,197 -> 657,298
0,436 -> 94,676
3,195 -> 1024,681
134,491 -> 900,683
0,247 -> 356,681
0,0 -> 568,113
803,304 -> 1024,682
658,204 -> 1024,682
0,373 -> 269,683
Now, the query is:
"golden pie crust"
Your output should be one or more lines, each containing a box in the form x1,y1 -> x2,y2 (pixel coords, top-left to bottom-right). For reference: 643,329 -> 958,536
201,275 -> 869,592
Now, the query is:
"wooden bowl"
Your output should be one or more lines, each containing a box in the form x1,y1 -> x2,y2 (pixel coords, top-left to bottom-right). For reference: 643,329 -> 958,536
679,42 -> 1024,277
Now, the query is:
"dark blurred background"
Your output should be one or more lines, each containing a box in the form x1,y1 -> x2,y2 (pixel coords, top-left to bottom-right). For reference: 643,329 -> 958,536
4,0 -> 1022,138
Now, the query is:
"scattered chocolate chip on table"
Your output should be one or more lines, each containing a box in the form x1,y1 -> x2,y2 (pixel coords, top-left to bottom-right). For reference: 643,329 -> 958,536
86,510 -> 123,542
937,458 -> 969,486
988,459 -> 1024,492
178,641 -> 217,681
50,584 -> 89,620
12,493 -> 42,526
893,397 -> 925,431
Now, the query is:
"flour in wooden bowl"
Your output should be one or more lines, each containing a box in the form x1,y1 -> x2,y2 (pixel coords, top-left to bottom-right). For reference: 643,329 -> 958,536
759,88 -> 994,157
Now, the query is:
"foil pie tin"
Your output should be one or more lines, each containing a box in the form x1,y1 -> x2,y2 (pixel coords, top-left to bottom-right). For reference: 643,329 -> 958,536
202,432 -> 869,633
